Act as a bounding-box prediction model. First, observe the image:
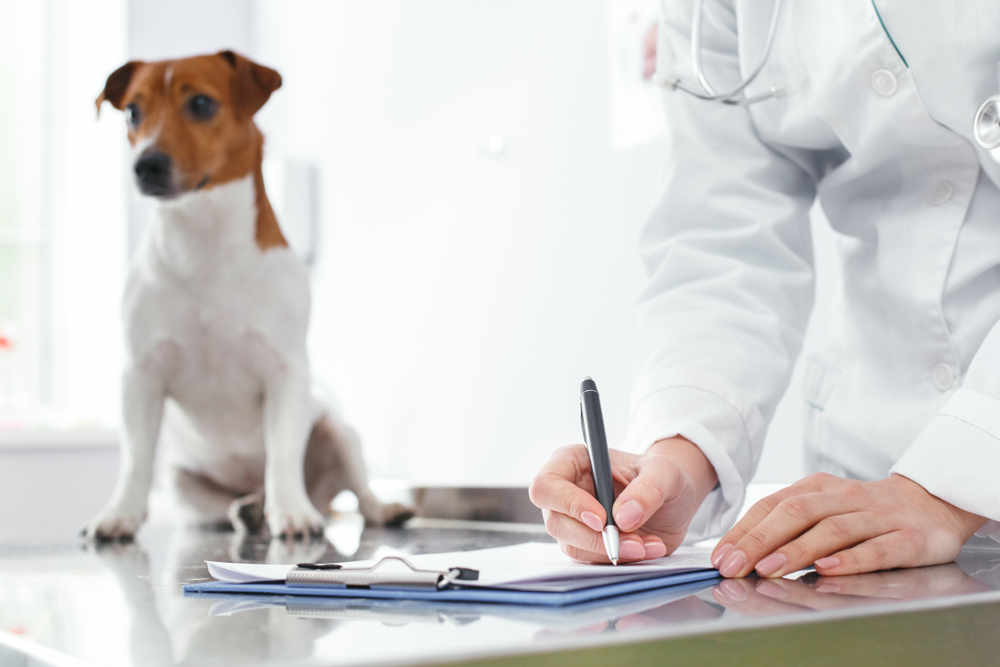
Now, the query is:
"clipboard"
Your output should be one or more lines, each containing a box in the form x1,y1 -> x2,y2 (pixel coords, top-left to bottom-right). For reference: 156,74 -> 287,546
202,576 -> 722,626
183,551 -> 721,607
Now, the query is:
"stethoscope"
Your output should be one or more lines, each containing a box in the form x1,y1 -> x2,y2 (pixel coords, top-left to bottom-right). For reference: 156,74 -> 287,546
675,0 -> 1000,157
664,0 -> 786,106
974,96 -> 1000,158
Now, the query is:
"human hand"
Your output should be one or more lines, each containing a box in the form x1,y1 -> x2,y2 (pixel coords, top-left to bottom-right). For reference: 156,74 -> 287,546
711,473 -> 987,578
529,437 -> 717,563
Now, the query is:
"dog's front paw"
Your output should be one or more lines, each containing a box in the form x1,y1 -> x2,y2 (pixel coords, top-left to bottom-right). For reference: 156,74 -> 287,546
266,496 -> 326,540
228,492 -> 266,534
81,504 -> 148,541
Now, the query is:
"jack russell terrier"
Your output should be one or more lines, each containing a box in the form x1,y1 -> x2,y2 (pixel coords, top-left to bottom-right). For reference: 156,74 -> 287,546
83,50 -> 413,540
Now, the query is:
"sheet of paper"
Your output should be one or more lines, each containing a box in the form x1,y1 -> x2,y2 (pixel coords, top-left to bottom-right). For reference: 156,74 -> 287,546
206,561 -> 294,583
400,543 -> 714,586
205,542 -> 713,586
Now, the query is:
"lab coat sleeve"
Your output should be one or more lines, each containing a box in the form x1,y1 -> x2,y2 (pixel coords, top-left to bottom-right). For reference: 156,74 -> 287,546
892,323 -> 1000,535
624,0 -> 817,542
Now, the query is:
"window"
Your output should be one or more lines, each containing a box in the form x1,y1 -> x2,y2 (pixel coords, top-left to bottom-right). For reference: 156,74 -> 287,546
1,1 -> 126,435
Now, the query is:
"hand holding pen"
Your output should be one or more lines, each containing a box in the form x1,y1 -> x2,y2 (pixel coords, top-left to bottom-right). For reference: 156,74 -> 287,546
528,378 -> 719,564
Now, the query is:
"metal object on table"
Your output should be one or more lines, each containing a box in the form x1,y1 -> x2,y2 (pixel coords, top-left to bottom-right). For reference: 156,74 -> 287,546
412,486 -> 541,524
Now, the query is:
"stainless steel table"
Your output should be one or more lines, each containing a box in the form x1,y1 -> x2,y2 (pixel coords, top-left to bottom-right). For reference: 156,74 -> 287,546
2,516 -> 999,666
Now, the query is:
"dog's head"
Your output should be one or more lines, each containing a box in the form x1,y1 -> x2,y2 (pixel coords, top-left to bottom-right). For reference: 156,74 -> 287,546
97,50 -> 281,199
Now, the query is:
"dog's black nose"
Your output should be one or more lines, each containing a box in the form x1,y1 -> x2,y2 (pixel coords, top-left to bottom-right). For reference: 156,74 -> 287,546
133,149 -> 174,196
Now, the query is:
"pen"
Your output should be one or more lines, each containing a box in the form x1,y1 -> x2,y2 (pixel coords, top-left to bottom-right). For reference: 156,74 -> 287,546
579,377 -> 620,565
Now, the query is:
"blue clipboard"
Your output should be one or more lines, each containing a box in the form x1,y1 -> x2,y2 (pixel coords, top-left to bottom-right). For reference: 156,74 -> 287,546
184,568 -> 721,607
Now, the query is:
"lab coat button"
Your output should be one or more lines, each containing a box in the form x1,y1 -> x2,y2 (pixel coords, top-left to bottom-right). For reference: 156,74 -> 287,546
871,69 -> 897,97
932,363 -> 956,391
929,181 -> 954,205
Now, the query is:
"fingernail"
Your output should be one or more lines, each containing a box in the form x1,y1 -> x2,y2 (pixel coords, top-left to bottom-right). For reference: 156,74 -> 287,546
816,582 -> 840,594
580,511 -> 603,532
720,550 -> 747,577
757,580 -> 787,600
643,540 -> 667,559
719,579 -> 747,601
615,500 -> 643,530
620,540 -> 645,561
814,556 -> 840,570
712,543 -> 733,568
755,552 -> 787,577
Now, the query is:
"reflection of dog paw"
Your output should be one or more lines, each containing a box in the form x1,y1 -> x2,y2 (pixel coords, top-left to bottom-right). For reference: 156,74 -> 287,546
362,502 -> 416,527
266,538 -> 328,565
266,497 -> 326,540
81,505 -> 147,541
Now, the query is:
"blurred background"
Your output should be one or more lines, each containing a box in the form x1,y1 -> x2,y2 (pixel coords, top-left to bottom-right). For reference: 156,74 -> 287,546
1,0 -> 816,544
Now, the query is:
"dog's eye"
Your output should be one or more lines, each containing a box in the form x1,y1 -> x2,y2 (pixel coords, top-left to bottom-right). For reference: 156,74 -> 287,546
125,103 -> 142,129
186,94 -> 219,121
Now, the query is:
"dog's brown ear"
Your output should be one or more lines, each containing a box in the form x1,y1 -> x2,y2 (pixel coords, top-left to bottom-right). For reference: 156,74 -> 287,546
96,60 -> 142,116
217,50 -> 282,119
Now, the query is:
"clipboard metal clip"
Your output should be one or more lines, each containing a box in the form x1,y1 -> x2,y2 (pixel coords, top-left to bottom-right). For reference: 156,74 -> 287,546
289,556 -> 479,590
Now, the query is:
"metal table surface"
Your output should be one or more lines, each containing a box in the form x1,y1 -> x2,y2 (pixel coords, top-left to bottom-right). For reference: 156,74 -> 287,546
2,516 -> 1000,666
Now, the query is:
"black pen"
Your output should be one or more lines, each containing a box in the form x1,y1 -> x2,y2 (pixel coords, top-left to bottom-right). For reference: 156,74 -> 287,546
579,377 -> 620,565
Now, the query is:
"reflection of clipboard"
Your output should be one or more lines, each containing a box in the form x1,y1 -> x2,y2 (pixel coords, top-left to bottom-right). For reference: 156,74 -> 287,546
202,577 -> 721,629
184,545 -> 721,607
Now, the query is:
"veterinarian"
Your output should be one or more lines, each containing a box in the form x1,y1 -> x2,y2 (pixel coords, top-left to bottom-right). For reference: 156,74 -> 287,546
530,0 -> 1000,578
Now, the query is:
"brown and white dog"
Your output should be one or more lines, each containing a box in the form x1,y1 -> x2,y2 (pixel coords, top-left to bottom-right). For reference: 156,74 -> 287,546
83,50 -> 412,540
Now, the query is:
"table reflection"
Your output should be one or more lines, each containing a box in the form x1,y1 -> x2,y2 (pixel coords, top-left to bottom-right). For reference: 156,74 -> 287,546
711,552 -> 1000,617
35,525 -> 1000,666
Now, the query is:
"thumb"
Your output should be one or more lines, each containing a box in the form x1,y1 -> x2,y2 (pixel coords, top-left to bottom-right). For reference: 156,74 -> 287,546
612,457 -> 684,532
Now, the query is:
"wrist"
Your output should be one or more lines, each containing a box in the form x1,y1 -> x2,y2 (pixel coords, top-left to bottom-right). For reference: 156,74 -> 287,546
890,473 -> 988,537
646,436 -> 718,501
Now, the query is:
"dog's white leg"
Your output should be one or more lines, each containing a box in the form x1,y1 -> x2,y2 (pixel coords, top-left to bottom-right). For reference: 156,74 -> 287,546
263,365 -> 326,538
322,415 -> 415,526
83,366 -> 165,539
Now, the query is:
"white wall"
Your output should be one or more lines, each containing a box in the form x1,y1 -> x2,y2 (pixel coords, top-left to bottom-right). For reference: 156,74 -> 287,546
255,0 -> 810,486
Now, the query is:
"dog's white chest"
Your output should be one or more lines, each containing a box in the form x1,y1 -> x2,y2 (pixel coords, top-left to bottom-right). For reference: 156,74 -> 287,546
124,177 -> 312,480
168,292 -> 277,412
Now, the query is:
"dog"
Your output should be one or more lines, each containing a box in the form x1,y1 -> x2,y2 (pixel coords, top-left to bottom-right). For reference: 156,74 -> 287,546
83,50 -> 413,540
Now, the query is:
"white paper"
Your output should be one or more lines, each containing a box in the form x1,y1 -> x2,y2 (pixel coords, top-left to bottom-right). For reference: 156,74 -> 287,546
206,561 -> 294,583
205,542 -> 713,586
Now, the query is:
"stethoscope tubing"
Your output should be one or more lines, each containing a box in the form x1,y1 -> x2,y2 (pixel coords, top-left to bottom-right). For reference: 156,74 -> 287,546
666,0 -> 785,106
668,0 -> 999,149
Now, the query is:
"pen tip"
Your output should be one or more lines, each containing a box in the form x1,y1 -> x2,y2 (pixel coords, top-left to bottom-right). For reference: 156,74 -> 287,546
612,559 -> 619,566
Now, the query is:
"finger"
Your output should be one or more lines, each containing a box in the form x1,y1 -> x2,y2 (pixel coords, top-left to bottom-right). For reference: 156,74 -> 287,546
611,454 -> 685,533
748,510 -> 885,579
814,530 -> 922,576
712,473 -> 838,567
529,447 -> 606,530
561,542 -> 609,564
560,533 -> 650,564
547,512 -> 665,564
723,493 -> 867,577
542,510 -> 606,555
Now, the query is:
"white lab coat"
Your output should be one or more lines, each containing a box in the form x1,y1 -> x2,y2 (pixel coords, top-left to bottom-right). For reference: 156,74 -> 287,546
628,0 -> 1000,542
